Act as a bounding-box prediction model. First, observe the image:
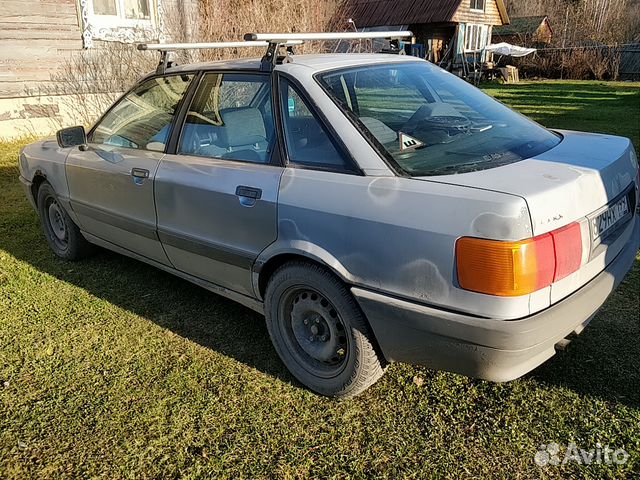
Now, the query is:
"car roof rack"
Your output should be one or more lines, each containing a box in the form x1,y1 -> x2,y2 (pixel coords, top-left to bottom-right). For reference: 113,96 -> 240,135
138,30 -> 413,74
244,31 -> 413,70
138,40 -> 304,74
244,31 -> 412,42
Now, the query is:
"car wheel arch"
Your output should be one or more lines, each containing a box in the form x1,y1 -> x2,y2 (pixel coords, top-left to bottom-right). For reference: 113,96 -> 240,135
253,246 -> 356,300
30,172 -> 47,201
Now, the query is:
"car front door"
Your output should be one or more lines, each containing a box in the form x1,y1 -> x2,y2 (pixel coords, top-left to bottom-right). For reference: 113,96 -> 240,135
66,73 -> 194,265
155,72 -> 282,296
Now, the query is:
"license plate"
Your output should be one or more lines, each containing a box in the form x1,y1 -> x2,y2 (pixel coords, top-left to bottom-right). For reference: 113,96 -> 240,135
591,195 -> 630,241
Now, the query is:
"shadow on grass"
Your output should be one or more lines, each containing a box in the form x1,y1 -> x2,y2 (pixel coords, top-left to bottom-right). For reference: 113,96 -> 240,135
1,165 -> 638,407
0,190 -> 295,389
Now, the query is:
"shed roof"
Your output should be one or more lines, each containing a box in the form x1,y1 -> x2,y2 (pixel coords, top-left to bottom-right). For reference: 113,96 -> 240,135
340,0 -> 509,27
493,16 -> 551,36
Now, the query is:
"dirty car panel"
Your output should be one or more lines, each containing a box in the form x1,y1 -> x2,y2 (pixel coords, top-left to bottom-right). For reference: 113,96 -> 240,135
17,50 -> 640,395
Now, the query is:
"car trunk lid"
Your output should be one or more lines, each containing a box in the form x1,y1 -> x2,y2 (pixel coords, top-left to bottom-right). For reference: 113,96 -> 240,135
418,130 -> 636,236
416,130 -> 638,305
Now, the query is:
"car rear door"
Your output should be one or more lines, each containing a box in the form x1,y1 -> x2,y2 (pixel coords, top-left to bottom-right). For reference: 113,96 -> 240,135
66,74 -> 194,265
155,72 -> 282,296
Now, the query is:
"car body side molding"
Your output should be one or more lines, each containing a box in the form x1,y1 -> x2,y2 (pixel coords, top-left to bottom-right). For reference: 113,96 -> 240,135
158,228 -> 256,269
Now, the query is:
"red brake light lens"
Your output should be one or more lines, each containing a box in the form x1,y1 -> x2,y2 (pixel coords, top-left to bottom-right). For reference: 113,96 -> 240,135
551,222 -> 582,282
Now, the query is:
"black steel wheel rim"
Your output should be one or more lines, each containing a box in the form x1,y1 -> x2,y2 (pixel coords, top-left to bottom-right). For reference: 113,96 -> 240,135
44,196 -> 68,251
278,286 -> 349,379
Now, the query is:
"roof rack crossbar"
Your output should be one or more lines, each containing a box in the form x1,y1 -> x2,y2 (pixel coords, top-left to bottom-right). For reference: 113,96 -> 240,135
139,40 -> 304,74
138,40 -> 303,52
139,31 -> 413,74
244,31 -> 413,42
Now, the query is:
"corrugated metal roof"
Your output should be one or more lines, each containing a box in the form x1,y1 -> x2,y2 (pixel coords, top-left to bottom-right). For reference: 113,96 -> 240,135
341,0 -> 509,27
341,0 -> 464,27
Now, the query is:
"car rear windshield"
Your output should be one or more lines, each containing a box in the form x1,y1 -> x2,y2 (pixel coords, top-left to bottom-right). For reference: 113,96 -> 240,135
316,62 -> 561,176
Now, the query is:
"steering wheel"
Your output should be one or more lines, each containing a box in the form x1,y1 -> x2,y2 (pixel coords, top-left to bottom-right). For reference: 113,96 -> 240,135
402,104 -> 471,135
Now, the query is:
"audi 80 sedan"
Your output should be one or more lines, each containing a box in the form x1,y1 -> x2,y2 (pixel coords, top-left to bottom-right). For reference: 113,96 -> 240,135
18,49 -> 639,397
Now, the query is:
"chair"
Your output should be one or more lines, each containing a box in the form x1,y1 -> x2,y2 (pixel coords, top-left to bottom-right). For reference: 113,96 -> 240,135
499,65 -> 519,83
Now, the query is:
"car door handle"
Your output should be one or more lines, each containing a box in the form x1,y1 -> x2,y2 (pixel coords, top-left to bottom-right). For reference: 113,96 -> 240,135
131,168 -> 149,178
235,186 -> 262,199
235,185 -> 262,207
131,168 -> 150,186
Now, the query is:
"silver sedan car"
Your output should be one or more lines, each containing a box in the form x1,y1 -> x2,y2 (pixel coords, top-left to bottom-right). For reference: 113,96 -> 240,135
18,51 -> 639,397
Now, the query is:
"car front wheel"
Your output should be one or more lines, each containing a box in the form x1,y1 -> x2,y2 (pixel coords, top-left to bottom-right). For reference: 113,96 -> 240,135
37,182 -> 95,260
264,261 -> 386,398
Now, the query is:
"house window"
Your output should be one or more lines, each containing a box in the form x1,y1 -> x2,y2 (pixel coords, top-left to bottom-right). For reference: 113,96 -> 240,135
470,0 -> 485,11
464,24 -> 488,51
92,0 -> 152,22
81,0 -> 162,48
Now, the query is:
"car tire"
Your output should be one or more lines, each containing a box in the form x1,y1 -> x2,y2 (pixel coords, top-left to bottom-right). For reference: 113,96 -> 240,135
37,182 -> 95,260
264,260 -> 387,398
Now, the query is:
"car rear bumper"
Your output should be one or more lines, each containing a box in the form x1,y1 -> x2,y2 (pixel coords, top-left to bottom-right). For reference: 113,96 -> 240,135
353,216 -> 639,382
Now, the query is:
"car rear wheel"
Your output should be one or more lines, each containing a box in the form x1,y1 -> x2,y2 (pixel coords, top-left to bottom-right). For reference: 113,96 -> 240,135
37,182 -> 95,260
264,261 -> 386,398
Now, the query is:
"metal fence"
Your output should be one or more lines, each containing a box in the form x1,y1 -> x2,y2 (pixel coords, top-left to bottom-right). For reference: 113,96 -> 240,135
498,43 -> 640,81
618,43 -> 640,81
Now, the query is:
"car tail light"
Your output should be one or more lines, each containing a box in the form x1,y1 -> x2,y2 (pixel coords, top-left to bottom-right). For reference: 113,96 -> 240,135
551,223 -> 582,282
456,222 -> 582,297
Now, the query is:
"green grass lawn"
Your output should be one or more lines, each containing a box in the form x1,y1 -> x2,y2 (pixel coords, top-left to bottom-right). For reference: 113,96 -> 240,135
482,80 -> 640,148
1,80 -> 639,479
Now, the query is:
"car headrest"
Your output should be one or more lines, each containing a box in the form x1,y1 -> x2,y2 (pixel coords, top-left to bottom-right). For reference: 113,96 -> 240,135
218,107 -> 266,147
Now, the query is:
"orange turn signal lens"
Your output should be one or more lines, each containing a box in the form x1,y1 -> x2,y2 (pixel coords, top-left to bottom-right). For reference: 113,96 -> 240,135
456,235 -> 555,296
456,223 -> 583,297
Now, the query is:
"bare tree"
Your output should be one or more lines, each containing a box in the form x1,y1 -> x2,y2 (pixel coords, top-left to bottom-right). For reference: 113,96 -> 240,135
505,0 -> 638,79
33,0 -> 343,130
506,0 -> 639,45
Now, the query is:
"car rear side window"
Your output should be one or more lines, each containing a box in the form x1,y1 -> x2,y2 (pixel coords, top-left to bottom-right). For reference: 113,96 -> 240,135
179,73 -> 275,164
89,74 -> 193,152
279,78 -> 353,172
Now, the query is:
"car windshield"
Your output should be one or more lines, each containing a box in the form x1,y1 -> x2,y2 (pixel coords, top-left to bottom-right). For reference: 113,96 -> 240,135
317,62 -> 561,176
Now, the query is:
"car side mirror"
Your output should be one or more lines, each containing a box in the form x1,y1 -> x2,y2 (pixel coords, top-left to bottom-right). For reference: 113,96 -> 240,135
56,126 -> 87,149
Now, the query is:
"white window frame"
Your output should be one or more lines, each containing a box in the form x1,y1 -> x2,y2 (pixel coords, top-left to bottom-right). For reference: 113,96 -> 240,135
464,24 -> 488,52
90,0 -> 154,28
79,0 -> 165,48
470,0 -> 485,12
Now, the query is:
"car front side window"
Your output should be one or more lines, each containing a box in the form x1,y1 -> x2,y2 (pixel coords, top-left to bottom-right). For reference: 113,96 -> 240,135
88,74 -> 193,152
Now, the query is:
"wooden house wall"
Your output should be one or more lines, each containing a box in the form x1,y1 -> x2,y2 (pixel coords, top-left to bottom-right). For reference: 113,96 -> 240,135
0,0 -> 199,137
535,20 -> 553,44
410,23 -> 457,62
0,0 -> 83,99
452,0 -> 503,26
